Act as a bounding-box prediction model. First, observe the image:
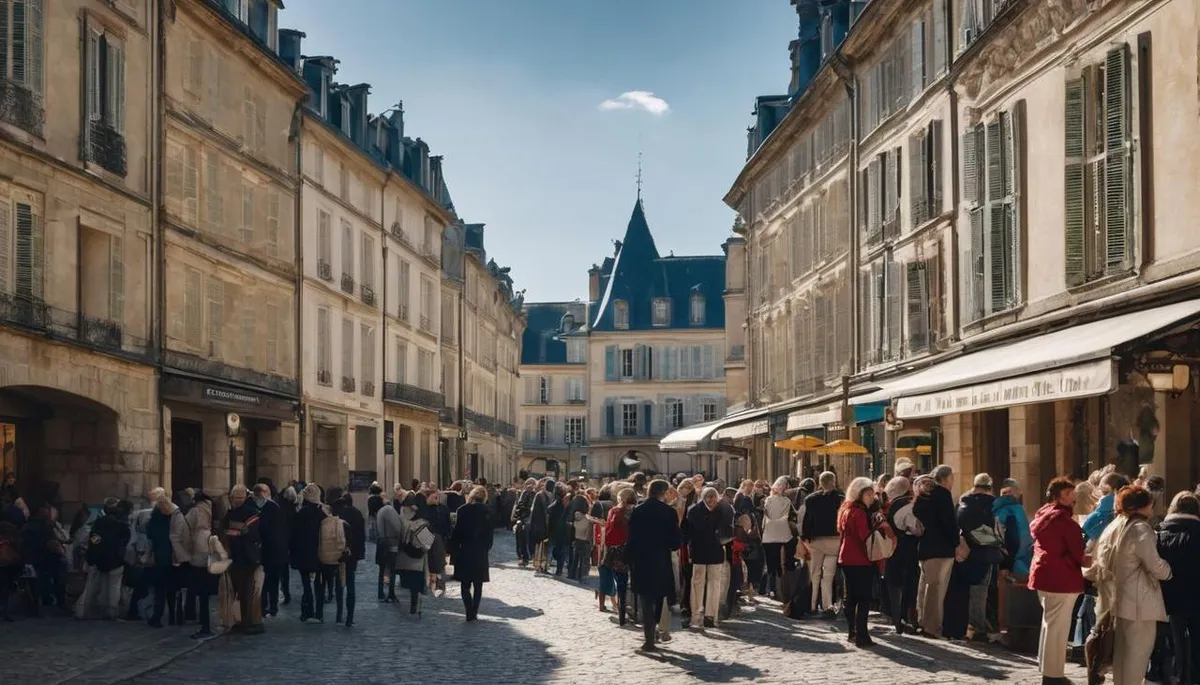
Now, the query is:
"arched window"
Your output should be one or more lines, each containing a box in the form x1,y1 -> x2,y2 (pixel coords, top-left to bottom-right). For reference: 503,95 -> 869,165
613,300 -> 629,329
690,293 -> 705,325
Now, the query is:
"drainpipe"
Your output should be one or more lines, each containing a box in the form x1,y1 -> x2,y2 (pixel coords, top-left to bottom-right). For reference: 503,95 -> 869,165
948,87 -> 962,340
380,176 -> 387,482
457,243 -> 466,483
153,0 -> 167,487
293,109 -> 306,481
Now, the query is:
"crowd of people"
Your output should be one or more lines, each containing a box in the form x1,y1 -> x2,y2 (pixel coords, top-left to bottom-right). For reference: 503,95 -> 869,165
6,460 -> 1200,685
0,474 -> 500,636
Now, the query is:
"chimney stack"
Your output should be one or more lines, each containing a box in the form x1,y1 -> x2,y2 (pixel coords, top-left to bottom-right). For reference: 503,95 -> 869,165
345,83 -> 371,146
588,265 -> 601,302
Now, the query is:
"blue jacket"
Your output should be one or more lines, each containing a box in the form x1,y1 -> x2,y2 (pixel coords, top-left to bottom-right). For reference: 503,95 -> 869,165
1082,493 -> 1115,542
992,495 -> 1033,576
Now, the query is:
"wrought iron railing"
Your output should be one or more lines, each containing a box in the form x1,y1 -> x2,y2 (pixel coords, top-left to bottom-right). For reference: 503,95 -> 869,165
317,369 -> 332,386
362,380 -> 375,397
317,260 -> 332,281
340,273 -> 355,294
383,381 -> 444,411
0,293 -> 49,329
419,315 -> 432,332
361,285 -> 376,307
341,375 -> 356,393
496,419 -> 516,437
80,315 -> 122,349
87,120 -> 127,176
464,409 -> 496,434
164,351 -> 299,397
0,79 -> 44,137
438,406 -> 458,425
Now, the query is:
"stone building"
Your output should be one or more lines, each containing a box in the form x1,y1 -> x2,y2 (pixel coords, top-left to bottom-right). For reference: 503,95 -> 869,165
159,0 -> 304,494
518,301 -> 589,478
0,0 -> 158,509
704,0 -> 1200,503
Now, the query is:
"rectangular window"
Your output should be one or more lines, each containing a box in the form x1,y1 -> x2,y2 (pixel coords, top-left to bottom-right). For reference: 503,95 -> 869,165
340,219 -> 354,280
317,210 -> 332,277
689,295 -> 705,325
667,400 -> 684,429
566,376 -> 584,401
1065,45 -> 1134,286
240,183 -> 254,245
652,298 -> 670,326
204,150 -> 224,231
620,349 -> 634,379
0,0 -> 45,135
419,276 -> 433,331
361,233 -> 374,289
537,416 -> 549,445
418,349 -> 434,390
613,301 -> 629,329
566,338 -> 586,363
360,324 -> 374,396
565,416 -> 585,445
859,148 -> 901,246
340,166 -> 349,202
621,403 -> 638,436
206,277 -> 224,358
908,120 -> 944,229
0,188 -> 43,303
398,260 -> 410,321
906,261 -> 931,354
83,21 -> 125,174
183,267 -> 202,347
341,316 -> 354,390
313,146 -> 324,185
962,101 -> 1025,321
702,402 -> 718,422
395,338 -> 407,384
862,255 -> 902,364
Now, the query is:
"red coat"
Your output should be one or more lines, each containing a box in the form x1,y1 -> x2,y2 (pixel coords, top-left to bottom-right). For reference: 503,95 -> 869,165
1027,503 -> 1086,594
838,504 -> 873,567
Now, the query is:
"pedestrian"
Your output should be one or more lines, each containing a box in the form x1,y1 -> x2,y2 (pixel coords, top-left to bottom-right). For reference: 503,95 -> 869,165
75,498 -> 130,621
913,464 -> 958,637
838,476 -> 881,648
1029,477 -> 1088,685
1156,490 -> 1200,685
146,493 -> 189,627
396,493 -> 433,617
530,479 -> 555,573
290,483 -> 326,622
626,479 -> 681,652
422,489 -> 451,596
275,485 -> 296,606
801,471 -> 843,617
685,487 -> 728,629
223,484 -> 264,635
958,473 -> 1002,641
760,476 -> 795,600
375,486 -> 404,602
884,476 -> 920,634
331,492 -> 365,627
253,483 -> 288,618
184,492 -> 217,639
511,479 -> 536,567
367,482 -> 384,543
450,485 -> 494,622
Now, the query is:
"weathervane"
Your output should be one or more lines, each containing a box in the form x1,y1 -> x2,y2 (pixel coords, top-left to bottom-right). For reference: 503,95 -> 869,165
636,151 -> 643,200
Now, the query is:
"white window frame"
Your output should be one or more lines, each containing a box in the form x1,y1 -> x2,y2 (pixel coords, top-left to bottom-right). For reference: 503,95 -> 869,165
613,300 -> 629,329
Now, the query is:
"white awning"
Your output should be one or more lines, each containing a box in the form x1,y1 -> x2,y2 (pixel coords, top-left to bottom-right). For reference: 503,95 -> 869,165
786,405 -> 842,432
658,419 -> 724,452
854,298 -> 1200,411
712,419 -> 769,441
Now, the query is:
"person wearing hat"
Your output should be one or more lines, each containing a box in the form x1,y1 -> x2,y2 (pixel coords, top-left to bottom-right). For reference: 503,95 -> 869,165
75,498 -> 131,620
958,473 -> 1000,641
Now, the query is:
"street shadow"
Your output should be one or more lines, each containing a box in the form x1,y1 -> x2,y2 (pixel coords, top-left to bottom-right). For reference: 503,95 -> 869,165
638,648 -> 765,683
865,632 -> 1025,681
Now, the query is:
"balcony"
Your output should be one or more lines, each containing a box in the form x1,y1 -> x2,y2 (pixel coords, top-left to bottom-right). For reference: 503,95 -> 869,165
86,120 -> 127,176
567,398 -> 586,405
438,406 -> 458,425
361,285 -> 376,307
0,78 -> 44,137
496,419 -> 516,438
317,260 -> 332,281
0,293 -> 49,330
390,222 -> 409,245
80,315 -> 122,350
383,381 -> 444,412
399,304 -> 409,323
419,315 -> 432,333
341,375 -> 356,393
317,369 -> 332,386
340,273 -> 355,295
464,409 -> 496,434
362,380 -> 375,397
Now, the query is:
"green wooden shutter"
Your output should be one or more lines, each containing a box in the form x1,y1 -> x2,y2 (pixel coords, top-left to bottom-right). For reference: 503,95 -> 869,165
929,119 -> 943,215
885,256 -> 902,360
1005,102 -> 1025,306
969,207 -> 985,321
109,236 -> 124,322
962,128 -> 978,207
1064,78 -> 1087,286
1104,44 -> 1132,273
906,261 -> 929,353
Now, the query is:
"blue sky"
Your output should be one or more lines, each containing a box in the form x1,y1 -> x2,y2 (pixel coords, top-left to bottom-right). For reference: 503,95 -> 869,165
280,0 -> 797,302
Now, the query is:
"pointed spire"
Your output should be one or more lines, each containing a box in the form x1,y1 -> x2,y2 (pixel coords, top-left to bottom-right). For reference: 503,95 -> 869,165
619,194 -> 659,262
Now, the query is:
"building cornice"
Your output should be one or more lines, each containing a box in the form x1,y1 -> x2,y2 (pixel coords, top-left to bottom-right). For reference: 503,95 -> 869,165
178,0 -> 309,99
303,113 -> 387,184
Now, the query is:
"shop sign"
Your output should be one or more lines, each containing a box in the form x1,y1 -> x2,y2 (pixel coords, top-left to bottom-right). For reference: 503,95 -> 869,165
383,421 -> 395,456
204,386 -> 261,406
895,359 -> 1114,419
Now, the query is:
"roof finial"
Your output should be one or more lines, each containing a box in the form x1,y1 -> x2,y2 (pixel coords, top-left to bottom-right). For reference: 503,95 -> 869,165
636,150 -> 643,201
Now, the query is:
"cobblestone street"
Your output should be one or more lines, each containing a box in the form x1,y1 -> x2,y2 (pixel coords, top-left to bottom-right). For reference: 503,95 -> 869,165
0,532 -> 1087,684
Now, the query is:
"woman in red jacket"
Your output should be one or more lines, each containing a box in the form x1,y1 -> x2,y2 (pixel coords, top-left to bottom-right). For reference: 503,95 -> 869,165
1028,477 -> 1090,685
839,476 -> 881,648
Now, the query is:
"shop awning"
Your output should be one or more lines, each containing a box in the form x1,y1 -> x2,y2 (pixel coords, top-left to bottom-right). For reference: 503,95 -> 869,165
853,298 -> 1200,418
658,419 -> 725,452
786,405 -> 841,432
712,419 -> 769,441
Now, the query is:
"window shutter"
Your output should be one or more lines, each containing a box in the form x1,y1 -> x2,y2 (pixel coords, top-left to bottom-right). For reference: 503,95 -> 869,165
641,401 -> 652,437
962,128 -> 978,207
29,0 -> 44,94
183,146 -> 199,225
0,196 -> 8,293
265,301 -> 278,372
266,190 -> 279,259
906,261 -> 929,354
604,400 -> 615,437
361,234 -> 374,288
858,167 -> 870,240
341,220 -> 353,277
909,131 -> 926,227
109,236 -> 124,322
206,277 -> 223,357
108,41 -> 125,132
932,0 -> 947,76
1064,78 -> 1087,285
1005,102 -> 1025,305
969,207 -> 985,321
882,151 -> 895,228
240,184 -> 254,245
633,344 -> 647,380
185,37 -> 201,94
341,316 -> 354,381
867,158 -> 881,243
986,120 -> 1004,206
652,346 -> 663,380
604,344 -> 617,381
988,202 -> 1009,313
204,151 -> 220,228
254,95 -> 266,154
910,19 -> 925,99
317,211 -> 330,263
929,119 -> 943,216
701,344 -> 714,379
360,324 -> 372,392
1104,45 -> 1132,273
85,28 -> 100,124
886,258 -> 902,359
13,201 -> 40,300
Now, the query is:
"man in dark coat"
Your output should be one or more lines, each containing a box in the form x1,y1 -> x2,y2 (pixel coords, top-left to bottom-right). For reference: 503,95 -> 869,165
253,483 -> 288,617
224,485 -> 264,634
626,479 -> 681,653
511,480 -> 536,565
956,473 -> 999,640
450,487 -> 494,621
289,483 -> 326,622
913,465 -> 959,637
331,492 -> 365,627
530,479 -> 555,572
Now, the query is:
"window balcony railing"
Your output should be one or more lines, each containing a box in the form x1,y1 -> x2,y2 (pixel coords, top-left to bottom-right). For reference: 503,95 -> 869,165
399,304 -> 409,322
340,273 -> 355,295
438,406 -> 458,425
419,315 -> 432,332
361,285 -> 376,307
86,120 -> 127,177
80,314 -> 122,350
383,381 -> 444,412
317,369 -> 332,386
464,409 -> 496,434
362,380 -> 375,397
317,260 -> 332,281
496,419 -> 516,437
0,79 -> 44,137
567,398 -> 586,405
341,375 -> 356,393
0,293 -> 49,330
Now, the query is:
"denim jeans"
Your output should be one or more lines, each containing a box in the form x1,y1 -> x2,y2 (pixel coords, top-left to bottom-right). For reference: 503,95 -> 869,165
968,566 -> 992,634
1073,594 -> 1096,646
336,560 -> 356,623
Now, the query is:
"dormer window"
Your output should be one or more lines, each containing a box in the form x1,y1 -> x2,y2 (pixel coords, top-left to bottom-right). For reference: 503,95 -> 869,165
690,293 -> 705,326
652,298 -> 670,327
341,99 -> 351,136
613,300 -> 629,329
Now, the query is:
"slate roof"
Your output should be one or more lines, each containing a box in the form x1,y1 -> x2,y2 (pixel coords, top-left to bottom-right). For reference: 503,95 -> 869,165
590,198 -> 725,333
521,302 -> 588,365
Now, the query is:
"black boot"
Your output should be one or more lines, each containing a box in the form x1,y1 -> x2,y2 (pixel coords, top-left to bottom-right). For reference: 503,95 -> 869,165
618,594 -> 627,627
344,610 -> 354,628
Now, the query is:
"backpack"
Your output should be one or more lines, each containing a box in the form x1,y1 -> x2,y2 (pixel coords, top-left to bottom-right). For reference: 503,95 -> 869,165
318,515 -> 347,565
401,521 -> 433,559
0,537 -> 18,567
892,501 -> 924,537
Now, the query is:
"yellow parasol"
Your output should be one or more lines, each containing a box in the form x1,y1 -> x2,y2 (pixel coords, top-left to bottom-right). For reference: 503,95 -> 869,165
816,439 -> 869,456
775,434 -> 825,451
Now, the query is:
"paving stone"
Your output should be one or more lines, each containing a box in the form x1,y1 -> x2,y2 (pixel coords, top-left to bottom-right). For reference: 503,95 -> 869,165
0,533 -> 1090,684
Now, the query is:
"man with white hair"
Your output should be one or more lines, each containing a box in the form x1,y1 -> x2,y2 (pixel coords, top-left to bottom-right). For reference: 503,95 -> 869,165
801,471 -> 843,617
685,487 -> 729,629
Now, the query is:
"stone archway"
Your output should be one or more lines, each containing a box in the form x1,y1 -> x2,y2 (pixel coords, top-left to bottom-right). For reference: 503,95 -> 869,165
0,385 -> 124,512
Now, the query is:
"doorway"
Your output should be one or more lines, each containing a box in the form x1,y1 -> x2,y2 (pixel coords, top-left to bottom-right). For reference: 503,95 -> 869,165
171,419 -> 204,494
242,426 -> 259,488
982,409 -> 1011,484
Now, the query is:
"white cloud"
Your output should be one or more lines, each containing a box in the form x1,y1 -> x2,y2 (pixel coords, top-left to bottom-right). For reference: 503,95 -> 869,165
598,91 -> 671,116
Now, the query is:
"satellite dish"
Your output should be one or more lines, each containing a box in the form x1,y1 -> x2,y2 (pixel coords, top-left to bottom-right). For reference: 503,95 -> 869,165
622,455 -> 641,467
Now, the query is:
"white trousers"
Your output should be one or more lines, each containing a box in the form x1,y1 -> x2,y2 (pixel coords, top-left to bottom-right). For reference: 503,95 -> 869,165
1037,590 -> 1080,679
809,537 -> 840,612
690,562 -> 725,625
